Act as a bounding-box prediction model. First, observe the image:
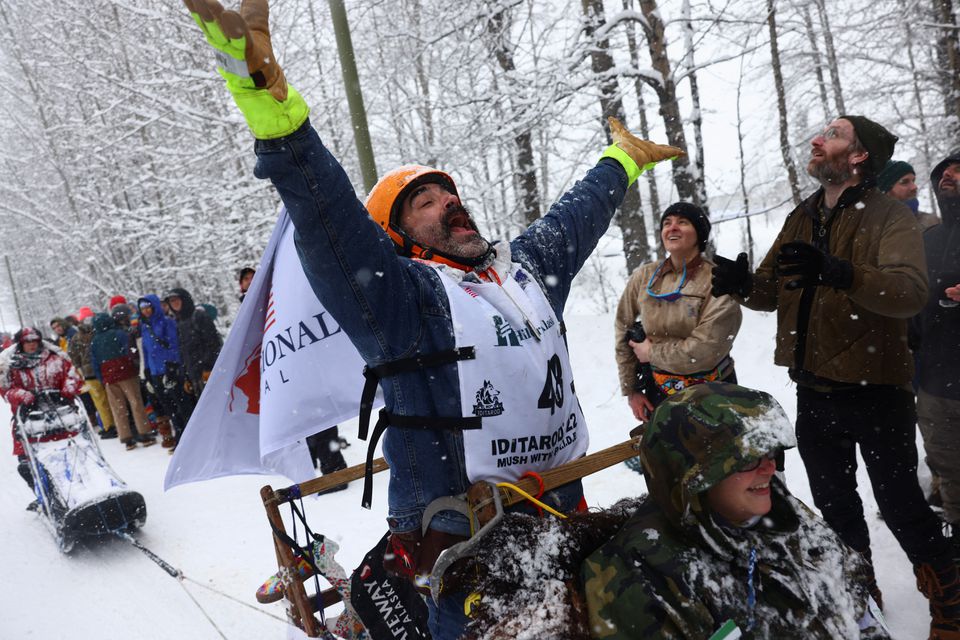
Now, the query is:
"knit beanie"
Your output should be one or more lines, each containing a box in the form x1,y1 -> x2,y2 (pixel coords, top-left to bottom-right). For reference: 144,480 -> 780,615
838,115 -> 898,174
930,148 -> 960,188
108,295 -> 127,310
877,160 -> 915,193
660,202 -> 711,252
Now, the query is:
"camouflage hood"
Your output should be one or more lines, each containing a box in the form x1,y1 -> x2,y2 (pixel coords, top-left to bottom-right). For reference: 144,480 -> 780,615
640,382 -> 796,528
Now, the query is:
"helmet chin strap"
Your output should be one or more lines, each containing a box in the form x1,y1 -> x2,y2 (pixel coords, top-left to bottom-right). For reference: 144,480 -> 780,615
399,232 -> 495,272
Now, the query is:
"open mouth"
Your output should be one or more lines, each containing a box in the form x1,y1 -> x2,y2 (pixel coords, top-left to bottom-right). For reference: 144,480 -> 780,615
747,482 -> 770,494
444,207 -> 476,234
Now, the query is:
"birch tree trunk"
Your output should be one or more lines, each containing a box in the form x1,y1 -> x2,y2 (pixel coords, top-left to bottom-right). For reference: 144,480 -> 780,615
623,0 -> 664,259
581,0 -> 650,273
767,0 -> 803,205
681,0 -> 709,213
802,4 -> 832,121
814,0 -> 846,114
485,7 -> 542,226
934,0 -> 960,136
637,0 -> 699,206
736,49 -> 756,267
899,0 -> 936,206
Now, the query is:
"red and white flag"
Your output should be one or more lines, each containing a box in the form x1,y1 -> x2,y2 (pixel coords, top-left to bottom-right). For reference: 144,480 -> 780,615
164,208 -> 375,490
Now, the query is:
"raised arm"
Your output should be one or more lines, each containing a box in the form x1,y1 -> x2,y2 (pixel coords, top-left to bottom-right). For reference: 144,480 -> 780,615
513,118 -> 682,313
183,0 -> 425,363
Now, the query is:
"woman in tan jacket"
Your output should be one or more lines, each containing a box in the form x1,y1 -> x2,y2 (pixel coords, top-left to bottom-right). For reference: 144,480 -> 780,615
614,202 -> 742,421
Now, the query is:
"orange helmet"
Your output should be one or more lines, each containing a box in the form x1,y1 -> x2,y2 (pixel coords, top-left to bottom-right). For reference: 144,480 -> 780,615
365,165 -> 458,248
365,165 -> 494,270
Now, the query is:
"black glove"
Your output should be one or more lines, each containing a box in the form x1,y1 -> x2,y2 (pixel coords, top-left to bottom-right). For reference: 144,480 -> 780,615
37,390 -> 66,406
625,320 -> 646,344
163,362 -> 181,390
712,252 -> 752,298
776,241 -> 853,290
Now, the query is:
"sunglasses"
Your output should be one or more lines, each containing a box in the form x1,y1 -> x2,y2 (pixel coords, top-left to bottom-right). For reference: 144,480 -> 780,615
738,453 -> 778,473
646,259 -> 687,302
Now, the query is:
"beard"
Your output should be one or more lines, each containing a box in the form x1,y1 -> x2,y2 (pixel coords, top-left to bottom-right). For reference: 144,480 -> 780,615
807,153 -> 854,185
417,204 -> 491,259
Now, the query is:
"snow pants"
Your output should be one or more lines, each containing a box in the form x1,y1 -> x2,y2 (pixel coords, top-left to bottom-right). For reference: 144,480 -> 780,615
796,384 -> 953,566
104,377 -> 150,442
84,377 -> 114,430
918,389 -> 960,524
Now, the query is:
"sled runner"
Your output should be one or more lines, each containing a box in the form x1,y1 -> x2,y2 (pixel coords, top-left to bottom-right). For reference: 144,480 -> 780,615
16,393 -> 147,553
258,438 -> 641,638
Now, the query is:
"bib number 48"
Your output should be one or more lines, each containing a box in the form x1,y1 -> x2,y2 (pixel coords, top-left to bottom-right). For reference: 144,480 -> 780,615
538,354 -> 564,415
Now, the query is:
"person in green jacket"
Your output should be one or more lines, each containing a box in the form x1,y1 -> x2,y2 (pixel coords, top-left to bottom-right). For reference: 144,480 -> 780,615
582,383 -> 886,639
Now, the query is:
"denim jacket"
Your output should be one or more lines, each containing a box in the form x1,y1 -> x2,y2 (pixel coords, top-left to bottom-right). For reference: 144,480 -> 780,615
253,121 -> 628,535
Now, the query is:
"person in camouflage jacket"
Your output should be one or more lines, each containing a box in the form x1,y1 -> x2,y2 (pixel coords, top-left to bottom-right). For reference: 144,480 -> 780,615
582,382 -> 885,639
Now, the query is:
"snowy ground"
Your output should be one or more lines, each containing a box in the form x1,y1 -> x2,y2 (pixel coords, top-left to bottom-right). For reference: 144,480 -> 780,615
0,203 -> 935,639
0,304 -> 933,639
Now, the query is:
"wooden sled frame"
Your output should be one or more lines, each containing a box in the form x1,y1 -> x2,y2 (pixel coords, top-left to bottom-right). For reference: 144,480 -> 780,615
260,439 -> 641,637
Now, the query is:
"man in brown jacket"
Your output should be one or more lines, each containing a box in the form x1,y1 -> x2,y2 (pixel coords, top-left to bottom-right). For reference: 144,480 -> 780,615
712,115 -> 960,638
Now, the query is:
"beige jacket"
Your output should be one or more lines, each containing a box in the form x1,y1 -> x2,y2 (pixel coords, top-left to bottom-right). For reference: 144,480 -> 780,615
614,256 -> 742,395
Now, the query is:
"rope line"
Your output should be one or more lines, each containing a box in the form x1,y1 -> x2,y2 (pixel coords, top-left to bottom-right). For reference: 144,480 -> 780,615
182,576 -> 289,624
114,531 -> 291,634
495,481 -> 567,519
178,579 -> 229,640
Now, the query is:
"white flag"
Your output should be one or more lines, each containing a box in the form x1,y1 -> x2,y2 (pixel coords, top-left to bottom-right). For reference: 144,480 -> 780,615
164,207 -> 375,490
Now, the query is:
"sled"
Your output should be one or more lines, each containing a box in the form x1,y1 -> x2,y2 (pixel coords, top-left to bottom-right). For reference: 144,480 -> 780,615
16,395 -> 147,553
258,438 -> 641,638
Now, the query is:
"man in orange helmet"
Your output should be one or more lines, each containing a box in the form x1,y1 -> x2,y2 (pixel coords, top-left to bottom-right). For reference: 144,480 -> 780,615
183,1 -> 680,636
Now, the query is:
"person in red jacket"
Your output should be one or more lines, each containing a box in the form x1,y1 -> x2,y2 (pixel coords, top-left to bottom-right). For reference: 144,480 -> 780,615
0,327 -> 83,506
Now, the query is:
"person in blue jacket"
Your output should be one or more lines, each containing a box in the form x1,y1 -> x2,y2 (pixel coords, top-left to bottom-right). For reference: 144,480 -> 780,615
138,294 -> 196,447
183,2 -> 681,636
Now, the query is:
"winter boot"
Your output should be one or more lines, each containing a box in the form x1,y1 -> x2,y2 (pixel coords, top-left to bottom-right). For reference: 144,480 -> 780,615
156,416 -> 176,449
946,522 -> 960,564
861,549 -> 884,611
100,426 -> 118,440
139,433 -> 157,448
318,460 -> 348,496
316,434 -> 348,495
931,474 -> 945,508
123,438 -> 137,451
915,561 -> 960,639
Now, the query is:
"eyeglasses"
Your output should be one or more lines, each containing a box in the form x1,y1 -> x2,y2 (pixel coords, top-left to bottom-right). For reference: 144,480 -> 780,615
738,453 -> 777,473
818,126 -> 850,143
646,259 -> 687,302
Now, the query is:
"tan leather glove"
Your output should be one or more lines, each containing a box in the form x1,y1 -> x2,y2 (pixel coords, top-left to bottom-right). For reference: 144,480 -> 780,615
609,117 -> 684,167
183,0 -> 288,100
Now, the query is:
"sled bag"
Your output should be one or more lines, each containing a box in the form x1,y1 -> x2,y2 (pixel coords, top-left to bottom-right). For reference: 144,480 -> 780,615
350,532 -> 431,639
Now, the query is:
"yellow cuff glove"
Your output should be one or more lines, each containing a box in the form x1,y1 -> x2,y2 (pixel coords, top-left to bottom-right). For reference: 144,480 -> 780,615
601,117 -> 684,186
